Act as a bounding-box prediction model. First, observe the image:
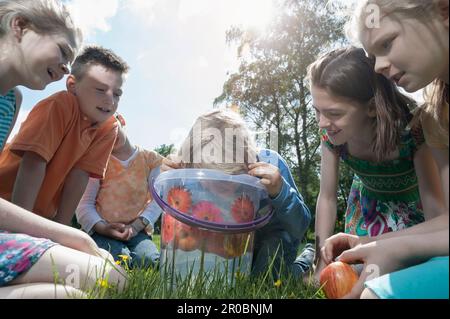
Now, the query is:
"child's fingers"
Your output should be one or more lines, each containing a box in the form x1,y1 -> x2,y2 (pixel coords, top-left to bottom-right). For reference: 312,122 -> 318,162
110,230 -> 127,241
259,178 -> 272,186
124,228 -> 133,241
336,246 -> 364,265
321,246 -> 332,265
341,267 -> 370,299
322,239 -> 339,263
248,162 -> 267,170
249,167 -> 272,179
110,223 -> 126,231
161,158 -> 183,172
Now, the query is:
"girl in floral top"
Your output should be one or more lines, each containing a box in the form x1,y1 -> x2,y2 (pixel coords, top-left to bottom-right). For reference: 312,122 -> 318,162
308,47 -> 446,283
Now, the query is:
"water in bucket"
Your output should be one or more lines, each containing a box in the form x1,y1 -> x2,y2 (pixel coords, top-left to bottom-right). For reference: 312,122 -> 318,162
151,169 -> 273,285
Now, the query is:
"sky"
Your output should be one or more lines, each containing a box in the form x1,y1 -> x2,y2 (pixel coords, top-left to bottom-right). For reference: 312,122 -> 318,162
12,0 -> 284,151
14,0 -> 418,152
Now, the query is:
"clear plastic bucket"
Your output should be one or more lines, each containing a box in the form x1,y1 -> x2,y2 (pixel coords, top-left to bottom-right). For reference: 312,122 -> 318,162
151,169 -> 273,283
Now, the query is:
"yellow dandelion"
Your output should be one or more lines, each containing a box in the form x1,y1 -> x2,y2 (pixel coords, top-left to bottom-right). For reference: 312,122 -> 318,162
274,279 -> 282,288
115,260 -> 121,265
118,254 -> 129,261
96,278 -> 109,288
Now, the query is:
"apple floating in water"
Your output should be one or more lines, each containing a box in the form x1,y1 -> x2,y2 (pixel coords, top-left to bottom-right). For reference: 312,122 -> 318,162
320,261 -> 359,299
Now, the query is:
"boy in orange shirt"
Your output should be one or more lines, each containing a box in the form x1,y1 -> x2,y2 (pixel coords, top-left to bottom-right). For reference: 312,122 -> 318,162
0,45 -> 129,226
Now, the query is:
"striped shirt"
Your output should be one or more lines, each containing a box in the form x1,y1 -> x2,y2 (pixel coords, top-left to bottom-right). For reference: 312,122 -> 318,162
0,89 -> 17,150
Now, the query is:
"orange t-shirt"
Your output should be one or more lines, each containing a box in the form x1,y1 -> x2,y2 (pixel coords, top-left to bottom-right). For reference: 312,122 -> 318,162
96,148 -> 162,224
0,91 -> 118,219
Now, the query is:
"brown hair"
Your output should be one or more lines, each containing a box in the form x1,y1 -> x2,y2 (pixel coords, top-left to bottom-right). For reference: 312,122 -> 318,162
71,45 -> 129,80
307,47 -> 416,161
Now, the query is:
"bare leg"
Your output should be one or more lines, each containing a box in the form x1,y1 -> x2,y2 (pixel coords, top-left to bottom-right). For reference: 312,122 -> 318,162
0,283 -> 85,299
9,245 -> 127,292
360,288 -> 380,299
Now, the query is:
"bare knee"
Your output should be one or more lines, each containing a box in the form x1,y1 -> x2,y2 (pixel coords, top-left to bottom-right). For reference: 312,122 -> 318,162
105,264 -> 128,292
360,288 -> 380,299
0,283 -> 86,299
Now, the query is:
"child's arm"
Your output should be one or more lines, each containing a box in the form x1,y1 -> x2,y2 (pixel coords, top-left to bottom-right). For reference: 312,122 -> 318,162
76,177 -> 105,234
11,151 -> 46,212
337,230 -> 449,299
131,168 -> 163,235
414,143 -> 447,220
53,167 -> 89,225
248,152 -> 311,240
430,147 -> 449,209
321,213 -> 449,265
314,143 -> 340,273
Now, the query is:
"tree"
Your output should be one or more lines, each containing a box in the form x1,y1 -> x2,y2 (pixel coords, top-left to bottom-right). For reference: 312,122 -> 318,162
215,0 -> 350,230
154,144 -> 175,158
151,144 -> 176,234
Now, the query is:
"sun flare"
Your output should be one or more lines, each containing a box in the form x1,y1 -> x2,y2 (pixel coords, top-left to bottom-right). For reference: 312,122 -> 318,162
225,0 -> 275,30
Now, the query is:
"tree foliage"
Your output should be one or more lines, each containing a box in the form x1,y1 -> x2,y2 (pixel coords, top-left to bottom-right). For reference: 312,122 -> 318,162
154,144 -> 175,158
215,0 -> 352,232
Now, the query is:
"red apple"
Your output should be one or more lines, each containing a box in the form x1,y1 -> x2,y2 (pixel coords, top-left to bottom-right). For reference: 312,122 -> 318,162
320,261 -> 359,299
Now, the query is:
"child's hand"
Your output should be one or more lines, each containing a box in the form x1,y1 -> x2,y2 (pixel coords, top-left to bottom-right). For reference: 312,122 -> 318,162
94,221 -> 133,242
161,155 -> 183,173
248,162 -> 282,198
337,240 -> 407,299
321,233 -> 370,265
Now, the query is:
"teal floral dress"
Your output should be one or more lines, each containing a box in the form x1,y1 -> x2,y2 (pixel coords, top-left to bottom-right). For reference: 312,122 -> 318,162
320,129 -> 425,237
0,89 -> 17,150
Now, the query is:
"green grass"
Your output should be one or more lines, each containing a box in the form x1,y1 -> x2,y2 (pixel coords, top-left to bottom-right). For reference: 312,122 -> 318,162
88,234 -> 325,299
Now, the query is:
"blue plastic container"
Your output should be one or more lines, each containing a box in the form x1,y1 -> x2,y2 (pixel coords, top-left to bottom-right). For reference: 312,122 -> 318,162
151,169 -> 273,282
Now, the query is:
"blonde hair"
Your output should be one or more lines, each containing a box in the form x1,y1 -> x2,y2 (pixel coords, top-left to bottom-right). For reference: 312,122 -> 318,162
422,80 -> 449,139
177,109 -> 259,175
348,0 -> 448,139
0,0 -> 82,60
347,0 -> 440,43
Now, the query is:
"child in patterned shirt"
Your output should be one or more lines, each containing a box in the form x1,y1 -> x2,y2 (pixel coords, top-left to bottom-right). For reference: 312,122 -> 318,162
76,114 -> 163,268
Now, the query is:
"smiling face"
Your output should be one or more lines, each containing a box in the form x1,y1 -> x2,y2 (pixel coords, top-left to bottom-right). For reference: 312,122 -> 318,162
311,86 -> 375,146
17,30 -> 74,90
361,14 -> 449,92
67,64 -> 124,124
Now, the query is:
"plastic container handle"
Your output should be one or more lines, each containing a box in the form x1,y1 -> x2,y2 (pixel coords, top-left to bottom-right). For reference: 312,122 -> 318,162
150,178 -> 274,234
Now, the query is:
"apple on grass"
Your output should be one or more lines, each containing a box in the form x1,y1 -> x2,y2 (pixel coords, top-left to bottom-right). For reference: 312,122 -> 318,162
320,261 -> 359,299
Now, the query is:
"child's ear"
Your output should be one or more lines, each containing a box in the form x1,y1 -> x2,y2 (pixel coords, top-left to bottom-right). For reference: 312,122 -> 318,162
66,75 -> 77,94
436,0 -> 449,27
10,17 -> 29,41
